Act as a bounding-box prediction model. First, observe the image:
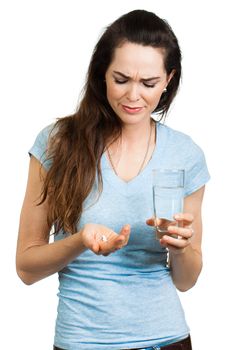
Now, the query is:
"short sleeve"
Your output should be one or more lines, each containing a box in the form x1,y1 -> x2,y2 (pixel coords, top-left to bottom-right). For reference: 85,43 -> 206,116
28,124 -> 54,170
184,140 -> 210,196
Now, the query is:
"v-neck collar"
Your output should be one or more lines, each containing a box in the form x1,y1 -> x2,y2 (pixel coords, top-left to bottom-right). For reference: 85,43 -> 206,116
101,122 -> 167,196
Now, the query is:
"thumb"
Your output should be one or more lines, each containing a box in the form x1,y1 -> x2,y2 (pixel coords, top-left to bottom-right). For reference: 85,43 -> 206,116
120,224 -> 130,236
118,225 -> 131,243
146,218 -> 155,226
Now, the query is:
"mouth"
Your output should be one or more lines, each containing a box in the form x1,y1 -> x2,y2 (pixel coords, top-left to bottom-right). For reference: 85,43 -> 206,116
121,105 -> 144,114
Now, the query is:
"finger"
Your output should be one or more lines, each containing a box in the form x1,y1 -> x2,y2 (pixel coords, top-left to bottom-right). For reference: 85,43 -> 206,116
116,224 -> 130,244
119,224 -> 131,237
98,225 -> 130,253
146,218 -> 154,226
102,246 -> 119,256
174,213 -> 194,227
146,218 -> 164,227
160,242 -> 187,254
160,234 -> 190,248
167,225 -> 194,239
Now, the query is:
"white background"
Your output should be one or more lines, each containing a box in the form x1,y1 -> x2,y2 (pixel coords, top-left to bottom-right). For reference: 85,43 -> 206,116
1,1 -> 238,349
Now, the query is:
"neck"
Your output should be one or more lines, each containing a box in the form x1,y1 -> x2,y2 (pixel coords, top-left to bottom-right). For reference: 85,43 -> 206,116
106,119 -> 156,179
120,119 -> 155,147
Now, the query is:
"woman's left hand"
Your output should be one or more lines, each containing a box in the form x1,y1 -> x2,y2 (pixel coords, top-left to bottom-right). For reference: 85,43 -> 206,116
146,213 -> 194,254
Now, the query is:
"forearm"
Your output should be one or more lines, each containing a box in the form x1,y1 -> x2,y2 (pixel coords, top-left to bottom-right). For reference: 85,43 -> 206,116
169,244 -> 202,292
16,230 -> 86,285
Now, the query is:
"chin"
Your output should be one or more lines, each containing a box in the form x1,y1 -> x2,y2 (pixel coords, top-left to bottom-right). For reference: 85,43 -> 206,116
118,114 -> 150,126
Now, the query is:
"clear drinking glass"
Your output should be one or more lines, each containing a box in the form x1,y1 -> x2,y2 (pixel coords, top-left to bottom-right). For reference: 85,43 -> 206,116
152,169 -> 185,239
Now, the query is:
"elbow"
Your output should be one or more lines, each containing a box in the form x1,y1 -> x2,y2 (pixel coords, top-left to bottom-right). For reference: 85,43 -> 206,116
16,257 -> 36,285
175,273 -> 202,292
176,283 -> 196,292
16,267 -> 35,285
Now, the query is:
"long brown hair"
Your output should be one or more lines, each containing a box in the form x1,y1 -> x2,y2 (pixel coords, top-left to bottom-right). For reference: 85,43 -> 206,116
40,9 -> 182,234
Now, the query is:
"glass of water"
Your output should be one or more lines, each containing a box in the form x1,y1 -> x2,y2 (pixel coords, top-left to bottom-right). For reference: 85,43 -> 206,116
152,169 -> 185,239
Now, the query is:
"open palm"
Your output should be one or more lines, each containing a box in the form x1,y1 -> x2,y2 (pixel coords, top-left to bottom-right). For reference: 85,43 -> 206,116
82,223 -> 131,256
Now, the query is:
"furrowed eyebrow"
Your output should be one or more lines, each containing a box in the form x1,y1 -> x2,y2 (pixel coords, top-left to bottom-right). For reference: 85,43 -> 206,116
113,71 -> 161,81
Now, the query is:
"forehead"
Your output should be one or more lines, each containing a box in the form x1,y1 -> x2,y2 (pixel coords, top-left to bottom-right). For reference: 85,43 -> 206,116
108,42 -> 166,76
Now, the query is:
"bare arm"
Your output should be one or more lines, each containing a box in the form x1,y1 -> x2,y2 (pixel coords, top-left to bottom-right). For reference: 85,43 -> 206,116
16,156 -> 130,285
163,187 -> 205,291
146,186 -> 205,292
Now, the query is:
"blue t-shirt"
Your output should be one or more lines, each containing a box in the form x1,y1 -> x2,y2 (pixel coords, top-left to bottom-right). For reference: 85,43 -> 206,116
29,122 -> 210,350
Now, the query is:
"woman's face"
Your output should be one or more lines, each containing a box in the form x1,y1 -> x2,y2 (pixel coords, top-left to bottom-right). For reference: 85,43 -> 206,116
105,42 -> 173,126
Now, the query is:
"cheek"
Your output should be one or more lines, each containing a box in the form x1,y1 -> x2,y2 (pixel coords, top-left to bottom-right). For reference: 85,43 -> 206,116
107,84 -> 123,105
148,90 -> 163,107
106,83 -> 116,100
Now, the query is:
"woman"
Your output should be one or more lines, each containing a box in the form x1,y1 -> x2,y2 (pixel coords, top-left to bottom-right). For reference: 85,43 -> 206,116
16,9 -> 210,350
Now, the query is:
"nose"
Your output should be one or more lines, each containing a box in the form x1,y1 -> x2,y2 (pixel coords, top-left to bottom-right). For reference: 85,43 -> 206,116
126,83 -> 140,102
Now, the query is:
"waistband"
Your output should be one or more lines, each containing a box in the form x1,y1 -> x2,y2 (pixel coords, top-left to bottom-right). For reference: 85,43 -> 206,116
54,335 -> 192,350
121,335 -> 192,350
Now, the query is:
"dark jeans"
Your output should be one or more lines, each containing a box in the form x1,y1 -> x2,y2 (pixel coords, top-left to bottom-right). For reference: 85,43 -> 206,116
53,335 -> 192,350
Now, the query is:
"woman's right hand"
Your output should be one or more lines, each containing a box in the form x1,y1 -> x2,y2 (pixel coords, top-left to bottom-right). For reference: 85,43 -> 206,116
81,223 -> 131,256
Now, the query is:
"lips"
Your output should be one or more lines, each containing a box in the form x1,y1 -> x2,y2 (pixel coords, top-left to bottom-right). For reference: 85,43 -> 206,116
122,105 -> 144,114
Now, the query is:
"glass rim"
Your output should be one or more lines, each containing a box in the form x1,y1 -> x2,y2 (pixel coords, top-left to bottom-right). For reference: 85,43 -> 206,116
152,168 -> 185,187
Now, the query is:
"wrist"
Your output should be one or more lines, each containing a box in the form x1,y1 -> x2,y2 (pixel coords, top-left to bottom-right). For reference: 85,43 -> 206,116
169,242 -> 191,257
79,224 -> 98,252
78,225 -> 88,250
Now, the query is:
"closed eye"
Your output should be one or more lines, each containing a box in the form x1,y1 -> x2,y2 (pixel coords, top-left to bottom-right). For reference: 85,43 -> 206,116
143,83 -> 156,88
114,79 -> 156,88
114,79 -> 127,84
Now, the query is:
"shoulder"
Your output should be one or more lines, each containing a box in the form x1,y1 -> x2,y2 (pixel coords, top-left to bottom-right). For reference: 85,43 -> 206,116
28,123 -> 56,169
155,122 -> 210,196
158,123 -> 192,144
157,122 -> 204,158
32,123 -> 56,147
